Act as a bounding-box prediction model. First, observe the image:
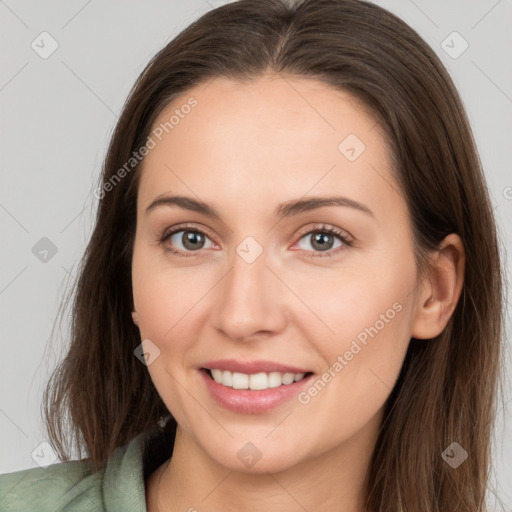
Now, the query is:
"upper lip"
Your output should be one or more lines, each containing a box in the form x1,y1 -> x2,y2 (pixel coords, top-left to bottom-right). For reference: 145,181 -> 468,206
201,359 -> 312,374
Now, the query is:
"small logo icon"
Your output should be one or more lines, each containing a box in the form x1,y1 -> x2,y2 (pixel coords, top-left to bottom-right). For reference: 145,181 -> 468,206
134,339 -> 160,366
32,237 -> 58,263
338,133 -> 366,161
237,442 -> 263,468
236,236 -> 263,264
441,32 -> 469,59
31,32 -> 59,60
441,441 -> 468,468
31,441 -> 58,468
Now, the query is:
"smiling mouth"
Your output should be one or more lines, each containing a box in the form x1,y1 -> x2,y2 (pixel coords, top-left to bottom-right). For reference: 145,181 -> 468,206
202,368 -> 314,391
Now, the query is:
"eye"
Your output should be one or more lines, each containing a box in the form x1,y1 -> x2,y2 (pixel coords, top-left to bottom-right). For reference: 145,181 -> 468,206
159,223 -> 353,259
294,224 -> 353,258
159,224 -> 215,257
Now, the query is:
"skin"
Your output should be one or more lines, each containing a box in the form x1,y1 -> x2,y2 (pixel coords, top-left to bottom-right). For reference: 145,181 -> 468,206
131,73 -> 465,512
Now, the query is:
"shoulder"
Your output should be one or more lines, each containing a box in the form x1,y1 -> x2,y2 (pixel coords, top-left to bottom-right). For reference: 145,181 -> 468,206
0,459 -> 104,511
0,430 -> 153,512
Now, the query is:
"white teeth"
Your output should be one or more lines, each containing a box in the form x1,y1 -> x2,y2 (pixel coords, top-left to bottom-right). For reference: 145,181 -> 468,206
211,369 -> 222,384
281,373 -> 295,385
267,372 -> 282,388
222,370 -> 232,387
249,372 -> 268,390
232,372 -> 249,389
208,369 -> 308,390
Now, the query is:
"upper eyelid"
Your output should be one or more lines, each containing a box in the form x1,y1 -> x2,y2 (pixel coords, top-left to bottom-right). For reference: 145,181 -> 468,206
162,223 -> 215,241
295,224 -> 353,242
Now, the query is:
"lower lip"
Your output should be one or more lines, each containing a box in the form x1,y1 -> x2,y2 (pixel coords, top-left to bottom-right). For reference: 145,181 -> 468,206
200,369 -> 313,414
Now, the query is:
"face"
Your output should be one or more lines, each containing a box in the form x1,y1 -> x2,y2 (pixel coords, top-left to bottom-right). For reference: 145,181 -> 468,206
131,73 -> 422,474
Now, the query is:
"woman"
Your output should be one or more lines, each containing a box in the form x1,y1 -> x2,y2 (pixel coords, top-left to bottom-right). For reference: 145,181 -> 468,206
0,0 -> 504,510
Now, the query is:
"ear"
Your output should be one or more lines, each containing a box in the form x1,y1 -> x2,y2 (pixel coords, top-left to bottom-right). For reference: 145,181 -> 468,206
132,311 -> 139,326
411,233 -> 465,339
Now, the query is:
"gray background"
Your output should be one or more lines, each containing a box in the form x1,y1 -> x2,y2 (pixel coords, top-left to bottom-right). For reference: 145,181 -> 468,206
1,0 -> 511,508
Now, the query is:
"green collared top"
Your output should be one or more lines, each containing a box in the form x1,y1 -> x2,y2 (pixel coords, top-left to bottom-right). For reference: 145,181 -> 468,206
0,421 -> 175,512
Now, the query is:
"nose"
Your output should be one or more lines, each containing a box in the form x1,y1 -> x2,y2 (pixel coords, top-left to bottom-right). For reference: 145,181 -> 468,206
211,244 -> 287,342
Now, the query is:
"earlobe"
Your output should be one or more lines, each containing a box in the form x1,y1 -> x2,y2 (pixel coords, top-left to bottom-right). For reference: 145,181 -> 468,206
132,311 -> 139,326
411,234 -> 465,340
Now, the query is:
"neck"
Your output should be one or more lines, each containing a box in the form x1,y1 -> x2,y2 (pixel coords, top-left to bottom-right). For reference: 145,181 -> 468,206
153,415 -> 380,512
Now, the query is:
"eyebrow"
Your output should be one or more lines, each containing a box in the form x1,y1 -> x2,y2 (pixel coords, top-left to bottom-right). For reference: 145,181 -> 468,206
145,194 -> 373,219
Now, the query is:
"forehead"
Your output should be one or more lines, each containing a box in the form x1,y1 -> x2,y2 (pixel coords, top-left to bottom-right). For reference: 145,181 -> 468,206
137,73 -> 400,218
149,73 -> 381,152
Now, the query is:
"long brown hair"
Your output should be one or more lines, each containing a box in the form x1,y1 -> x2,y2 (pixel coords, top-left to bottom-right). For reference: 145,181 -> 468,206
43,0 -> 505,510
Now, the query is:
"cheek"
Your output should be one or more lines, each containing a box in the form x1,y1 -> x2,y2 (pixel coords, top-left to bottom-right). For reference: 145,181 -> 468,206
132,239 -> 206,337
295,296 -> 413,449
131,256 -> 203,424
298,250 -> 417,399
285,253 -> 416,348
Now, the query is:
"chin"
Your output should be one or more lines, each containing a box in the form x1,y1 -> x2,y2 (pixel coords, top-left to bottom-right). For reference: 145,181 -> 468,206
200,435 -> 308,475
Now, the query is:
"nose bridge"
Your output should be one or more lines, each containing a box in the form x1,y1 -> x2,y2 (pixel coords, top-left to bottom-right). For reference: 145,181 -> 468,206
213,239 -> 285,340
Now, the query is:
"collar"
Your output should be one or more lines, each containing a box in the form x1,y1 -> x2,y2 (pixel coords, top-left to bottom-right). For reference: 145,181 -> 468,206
102,418 -> 176,511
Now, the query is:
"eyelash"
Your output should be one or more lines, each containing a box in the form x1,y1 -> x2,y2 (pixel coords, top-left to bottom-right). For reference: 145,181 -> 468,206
158,223 -> 353,259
